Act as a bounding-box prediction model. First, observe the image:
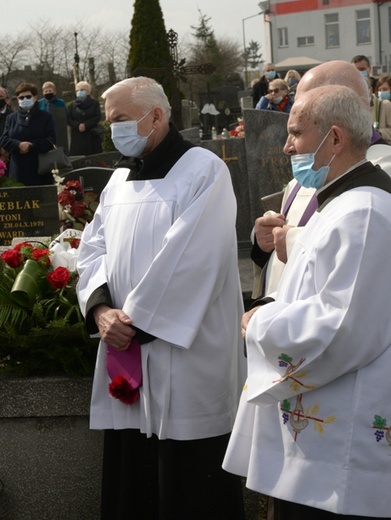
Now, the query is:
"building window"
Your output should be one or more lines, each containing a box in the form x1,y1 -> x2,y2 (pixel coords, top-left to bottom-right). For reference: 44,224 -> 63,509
297,36 -> 314,47
325,13 -> 340,48
278,27 -> 288,47
356,9 -> 371,44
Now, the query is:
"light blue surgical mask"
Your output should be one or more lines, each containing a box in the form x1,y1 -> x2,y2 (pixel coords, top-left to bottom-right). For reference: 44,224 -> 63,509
266,70 -> 276,80
378,91 -> 391,101
360,70 -> 369,78
290,130 -> 336,189
273,96 -> 283,104
110,109 -> 154,157
76,90 -> 87,100
18,98 -> 35,110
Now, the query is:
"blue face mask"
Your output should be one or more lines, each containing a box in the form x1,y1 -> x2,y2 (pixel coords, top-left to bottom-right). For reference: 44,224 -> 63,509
378,91 -> 391,101
76,90 -> 87,100
290,130 -> 335,189
360,70 -> 369,78
266,70 -> 276,80
110,109 -> 154,157
272,95 -> 283,104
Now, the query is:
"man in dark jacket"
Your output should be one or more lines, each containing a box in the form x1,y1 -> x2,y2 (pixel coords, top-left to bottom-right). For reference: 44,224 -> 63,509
252,63 -> 279,108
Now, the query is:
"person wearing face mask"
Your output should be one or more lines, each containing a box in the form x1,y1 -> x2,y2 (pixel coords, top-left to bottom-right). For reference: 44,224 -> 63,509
0,83 -> 56,185
38,82 -> 66,112
76,76 -> 246,520
284,70 -> 301,101
372,74 -> 391,145
255,79 -> 293,113
224,84 -> 391,520
67,81 -> 103,156
252,63 -> 279,108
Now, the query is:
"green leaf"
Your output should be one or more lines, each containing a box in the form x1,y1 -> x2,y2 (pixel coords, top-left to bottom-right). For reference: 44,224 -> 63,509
10,259 -> 44,308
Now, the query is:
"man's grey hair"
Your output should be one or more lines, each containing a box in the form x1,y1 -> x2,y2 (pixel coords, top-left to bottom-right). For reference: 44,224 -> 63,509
308,85 -> 372,150
103,77 -> 171,120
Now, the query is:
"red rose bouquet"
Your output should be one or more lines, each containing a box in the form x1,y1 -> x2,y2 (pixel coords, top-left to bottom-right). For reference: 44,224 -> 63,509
0,230 -> 98,376
57,179 -> 98,231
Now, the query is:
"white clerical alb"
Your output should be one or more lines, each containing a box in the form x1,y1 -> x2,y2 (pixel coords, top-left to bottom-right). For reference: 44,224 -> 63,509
77,147 -> 246,441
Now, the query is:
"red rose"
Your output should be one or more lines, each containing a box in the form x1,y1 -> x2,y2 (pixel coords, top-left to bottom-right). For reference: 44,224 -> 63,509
14,242 -> 33,253
47,266 -> 70,289
58,191 -> 75,206
108,375 -> 140,405
32,248 -> 51,265
1,249 -> 22,267
71,200 -> 86,218
70,238 -> 81,249
65,180 -> 82,192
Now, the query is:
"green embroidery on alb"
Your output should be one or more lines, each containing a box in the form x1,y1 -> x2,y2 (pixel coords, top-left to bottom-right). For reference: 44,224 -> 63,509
373,415 -> 387,429
281,399 -> 291,411
279,353 -> 293,363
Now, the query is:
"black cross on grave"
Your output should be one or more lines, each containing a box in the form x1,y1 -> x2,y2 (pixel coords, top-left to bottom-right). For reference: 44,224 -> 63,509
133,29 -> 215,130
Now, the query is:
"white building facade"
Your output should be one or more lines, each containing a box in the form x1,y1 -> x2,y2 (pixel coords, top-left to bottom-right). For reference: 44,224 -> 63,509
265,0 -> 391,75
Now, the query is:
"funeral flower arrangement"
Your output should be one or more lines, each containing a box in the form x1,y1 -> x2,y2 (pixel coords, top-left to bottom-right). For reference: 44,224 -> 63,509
229,119 -> 245,138
0,230 -> 98,377
56,178 -> 98,231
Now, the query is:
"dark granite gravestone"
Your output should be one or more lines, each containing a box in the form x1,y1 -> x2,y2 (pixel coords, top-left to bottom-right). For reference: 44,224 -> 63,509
62,167 -> 114,200
0,186 -> 59,247
242,109 -> 293,225
51,107 -> 69,154
70,151 -> 121,170
201,137 -> 252,249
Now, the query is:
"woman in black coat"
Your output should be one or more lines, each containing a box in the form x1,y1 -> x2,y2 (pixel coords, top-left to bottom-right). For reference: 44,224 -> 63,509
67,81 -> 103,156
0,83 -> 56,186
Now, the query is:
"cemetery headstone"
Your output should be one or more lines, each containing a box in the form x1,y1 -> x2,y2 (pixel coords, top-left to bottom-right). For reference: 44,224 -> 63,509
62,167 -> 114,200
70,151 -> 121,170
0,186 -> 59,247
242,108 -> 293,225
201,137 -> 252,249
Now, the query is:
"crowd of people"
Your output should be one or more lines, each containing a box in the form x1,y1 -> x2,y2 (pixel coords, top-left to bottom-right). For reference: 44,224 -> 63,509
0,80 -> 103,185
1,53 -> 391,519
251,55 -> 391,148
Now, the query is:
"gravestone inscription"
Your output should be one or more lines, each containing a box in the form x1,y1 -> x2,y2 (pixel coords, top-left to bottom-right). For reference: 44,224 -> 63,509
0,186 -> 59,246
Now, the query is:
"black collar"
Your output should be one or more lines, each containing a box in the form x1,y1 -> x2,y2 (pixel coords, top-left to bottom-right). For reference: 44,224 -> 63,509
317,161 -> 391,211
117,123 -> 195,181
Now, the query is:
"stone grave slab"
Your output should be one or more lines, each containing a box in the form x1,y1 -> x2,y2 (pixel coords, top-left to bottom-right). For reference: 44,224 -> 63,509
201,137 -> 252,248
243,109 -> 293,225
0,186 -> 59,247
62,167 -> 114,200
70,151 -> 121,170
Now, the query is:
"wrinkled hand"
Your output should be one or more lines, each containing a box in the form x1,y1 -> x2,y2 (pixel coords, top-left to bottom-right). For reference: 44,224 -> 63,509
254,213 -> 285,252
93,305 -> 136,351
19,141 -> 32,154
79,123 -> 86,132
272,225 -> 293,264
241,306 -> 260,339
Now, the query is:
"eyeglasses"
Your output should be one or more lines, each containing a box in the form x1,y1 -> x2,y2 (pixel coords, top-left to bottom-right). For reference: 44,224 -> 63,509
17,95 -> 33,100
268,88 -> 281,94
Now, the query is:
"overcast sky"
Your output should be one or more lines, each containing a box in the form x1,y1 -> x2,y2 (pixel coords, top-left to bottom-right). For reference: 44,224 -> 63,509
3,0 -> 265,60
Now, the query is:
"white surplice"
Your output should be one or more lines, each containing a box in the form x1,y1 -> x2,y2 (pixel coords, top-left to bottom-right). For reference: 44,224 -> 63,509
224,179 -> 391,517
77,147 -> 246,440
